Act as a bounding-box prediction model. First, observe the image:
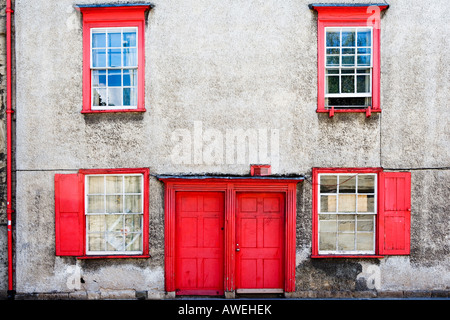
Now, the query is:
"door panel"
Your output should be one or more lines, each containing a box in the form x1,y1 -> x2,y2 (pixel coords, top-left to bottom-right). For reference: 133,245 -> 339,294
175,192 -> 224,295
236,193 -> 285,292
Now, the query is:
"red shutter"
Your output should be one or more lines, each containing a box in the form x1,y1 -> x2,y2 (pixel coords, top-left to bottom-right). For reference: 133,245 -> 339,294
378,172 -> 411,255
55,174 -> 84,256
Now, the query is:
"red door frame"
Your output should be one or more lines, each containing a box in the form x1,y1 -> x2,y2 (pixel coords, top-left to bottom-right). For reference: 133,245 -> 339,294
158,176 -> 301,295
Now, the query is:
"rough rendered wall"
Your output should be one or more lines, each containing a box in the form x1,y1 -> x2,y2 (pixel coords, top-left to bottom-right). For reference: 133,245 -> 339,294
12,0 -> 450,299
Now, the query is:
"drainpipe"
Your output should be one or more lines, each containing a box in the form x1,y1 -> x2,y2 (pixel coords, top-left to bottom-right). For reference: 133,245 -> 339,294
6,0 -> 15,300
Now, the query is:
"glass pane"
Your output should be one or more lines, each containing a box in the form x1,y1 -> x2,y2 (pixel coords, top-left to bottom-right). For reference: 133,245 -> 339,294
320,195 -> 336,212
92,88 -> 107,106
123,88 -> 137,106
357,29 -> 371,47
357,48 -> 371,54
125,195 -> 142,213
108,48 -> 121,67
357,195 -> 375,212
327,48 -> 339,54
319,232 -> 336,251
125,214 -> 142,233
106,233 -> 124,251
342,56 -> 355,66
326,56 -> 339,66
339,175 -> 356,193
357,55 -> 371,66
341,30 -> 355,47
123,31 -> 137,47
341,76 -> 355,93
88,214 -> 105,232
125,234 -> 142,251
357,215 -> 374,231
326,69 -> 339,75
108,70 -> 121,87
87,195 -> 104,213
92,49 -> 106,68
326,76 -> 339,94
338,194 -> 356,212
357,75 -> 370,93
356,233 -> 374,251
338,214 -> 355,231
92,32 -> 106,48
88,233 -> 104,251
106,214 -> 123,232
108,32 -> 122,47
106,195 -> 123,213
106,176 -> 123,194
108,88 -> 122,106
88,176 -> 104,194
342,48 -> 355,54
92,70 -> 106,87
320,220 -> 337,232
338,233 -> 355,251
125,176 -> 142,193
320,175 -> 337,193
358,175 -> 375,193
123,69 -> 137,86
326,31 -> 340,47
123,48 -> 137,67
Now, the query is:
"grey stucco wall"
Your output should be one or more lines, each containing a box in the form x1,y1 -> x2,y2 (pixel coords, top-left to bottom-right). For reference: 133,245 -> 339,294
8,0 -> 450,298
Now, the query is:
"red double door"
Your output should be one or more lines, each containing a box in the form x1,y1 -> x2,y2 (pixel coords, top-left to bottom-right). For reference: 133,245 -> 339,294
175,191 -> 285,295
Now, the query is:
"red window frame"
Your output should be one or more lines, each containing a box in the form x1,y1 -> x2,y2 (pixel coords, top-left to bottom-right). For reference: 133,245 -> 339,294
311,167 -> 411,258
310,4 -> 388,117
55,168 -> 150,259
77,4 -> 151,114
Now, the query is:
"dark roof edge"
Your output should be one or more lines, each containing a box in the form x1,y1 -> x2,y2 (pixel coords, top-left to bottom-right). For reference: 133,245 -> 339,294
75,3 -> 153,9
308,3 -> 389,9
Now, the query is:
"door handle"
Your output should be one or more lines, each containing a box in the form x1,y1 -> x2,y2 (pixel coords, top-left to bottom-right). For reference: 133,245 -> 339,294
236,243 -> 240,252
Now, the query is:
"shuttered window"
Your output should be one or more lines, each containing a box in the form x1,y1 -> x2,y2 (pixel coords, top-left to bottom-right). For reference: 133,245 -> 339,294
312,168 -> 411,257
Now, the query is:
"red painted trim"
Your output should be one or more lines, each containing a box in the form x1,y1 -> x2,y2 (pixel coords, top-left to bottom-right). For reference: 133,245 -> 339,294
78,168 -> 150,257
79,6 -> 150,113
78,255 -> 150,259
313,5 -> 388,114
160,177 -> 301,295
312,167 -> 383,257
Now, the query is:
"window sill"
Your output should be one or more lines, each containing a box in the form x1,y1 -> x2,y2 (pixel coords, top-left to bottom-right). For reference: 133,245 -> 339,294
317,106 -> 381,118
81,108 -> 146,114
77,254 -> 150,259
311,255 -> 384,259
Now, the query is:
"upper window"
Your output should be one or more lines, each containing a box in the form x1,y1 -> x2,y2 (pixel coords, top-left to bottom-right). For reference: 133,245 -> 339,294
310,4 -> 388,116
312,168 -> 411,258
77,4 -> 151,113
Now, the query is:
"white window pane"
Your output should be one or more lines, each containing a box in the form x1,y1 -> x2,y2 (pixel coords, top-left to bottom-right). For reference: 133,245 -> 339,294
125,195 -> 142,213
88,214 -> 105,232
357,29 -> 372,47
320,175 -> 337,193
108,48 -> 121,67
108,32 -> 121,47
123,31 -> 137,47
320,195 -> 336,212
356,233 -> 374,251
357,215 -> 375,231
123,88 -> 137,106
338,194 -> 356,212
125,215 -> 142,233
88,233 -> 104,251
92,49 -> 106,67
92,88 -> 107,107
319,232 -> 336,251
92,70 -> 106,87
108,70 -> 121,87
339,175 -> 356,193
125,234 -> 142,251
88,176 -> 104,193
88,195 -> 104,213
106,195 -> 123,213
106,214 -> 123,233
108,88 -> 122,106
326,31 -> 340,47
357,195 -> 375,212
123,48 -> 137,67
92,32 -> 106,48
106,233 -> 124,251
338,233 -> 355,251
106,176 -> 123,194
124,175 -> 142,193
358,175 -> 375,193
123,69 -> 137,86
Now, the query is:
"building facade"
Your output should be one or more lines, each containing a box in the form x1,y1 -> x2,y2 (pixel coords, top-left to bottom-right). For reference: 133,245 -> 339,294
0,0 -> 449,299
